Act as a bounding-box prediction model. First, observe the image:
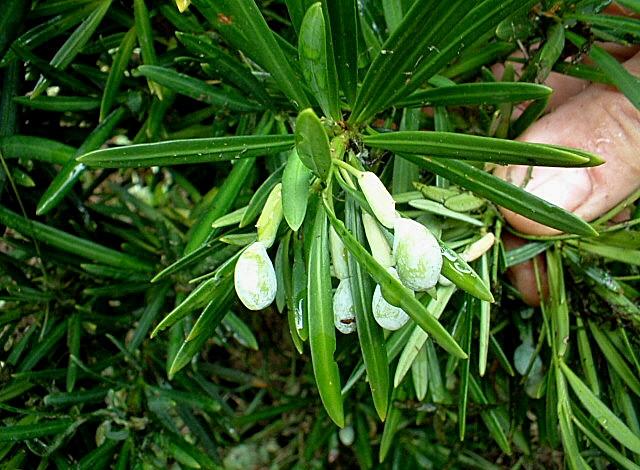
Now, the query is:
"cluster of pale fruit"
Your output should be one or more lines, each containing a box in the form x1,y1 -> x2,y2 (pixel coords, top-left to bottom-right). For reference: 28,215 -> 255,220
233,168 -> 444,333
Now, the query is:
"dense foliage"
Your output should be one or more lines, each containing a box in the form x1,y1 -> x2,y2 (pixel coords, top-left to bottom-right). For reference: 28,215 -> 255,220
0,0 -> 639,468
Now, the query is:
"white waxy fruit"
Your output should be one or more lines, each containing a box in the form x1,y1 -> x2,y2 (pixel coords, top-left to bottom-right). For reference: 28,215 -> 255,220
372,267 -> 410,331
357,171 -> 397,229
256,183 -> 283,249
362,212 -> 393,268
329,225 -> 349,280
338,426 -> 355,446
393,217 -> 443,292
333,278 -> 356,334
234,241 -> 277,311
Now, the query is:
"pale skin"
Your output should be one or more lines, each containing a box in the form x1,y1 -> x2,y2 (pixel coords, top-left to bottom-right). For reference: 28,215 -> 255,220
495,47 -> 640,306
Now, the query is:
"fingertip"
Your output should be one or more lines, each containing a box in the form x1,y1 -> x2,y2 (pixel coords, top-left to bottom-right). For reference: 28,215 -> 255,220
503,233 -> 548,307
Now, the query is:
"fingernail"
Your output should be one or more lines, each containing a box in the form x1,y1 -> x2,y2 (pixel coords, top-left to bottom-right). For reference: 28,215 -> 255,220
519,167 -> 592,211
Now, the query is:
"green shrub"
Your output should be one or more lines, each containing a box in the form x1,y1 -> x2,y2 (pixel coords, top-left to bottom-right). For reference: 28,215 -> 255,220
0,0 -> 639,467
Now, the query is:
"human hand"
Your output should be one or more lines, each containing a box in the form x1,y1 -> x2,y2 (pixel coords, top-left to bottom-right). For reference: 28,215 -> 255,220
495,47 -> 640,306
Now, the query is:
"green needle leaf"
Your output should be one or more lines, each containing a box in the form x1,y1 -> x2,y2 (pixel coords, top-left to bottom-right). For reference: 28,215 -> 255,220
561,361 -> 640,454
398,154 -> 598,237
13,96 -> 100,112
397,82 -> 552,108
100,27 -> 137,121
323,0 -> 358,105
0,420 -> 75,441
37,106 -> 127,215
176,31 -> 273,107
0,136 -> 74,165
346,198 -> 389,421
364,131 -> 597,167
31,0 -> 112,98
298,3 -> 341,120
567,31 -> 640,111
308,204 -> 345,427
0,205 -> 152,272
349,0 -> 537,123
191,0 -> 311,108
78,134 -> 294,168
137,65 -> 264,112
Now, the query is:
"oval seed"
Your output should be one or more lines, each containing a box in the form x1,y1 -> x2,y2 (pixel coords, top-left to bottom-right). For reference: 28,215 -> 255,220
234,241 -> 277,310
362,212 -> 393,267
393,218 -> 442,292
333,278 -> 356,334
357,171 -> 397,229
329,225 -> 350,280
372,267 -> 410,331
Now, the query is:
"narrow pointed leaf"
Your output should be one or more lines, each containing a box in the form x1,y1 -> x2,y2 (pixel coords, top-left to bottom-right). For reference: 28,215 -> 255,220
459,295 -> 474,440
37,106 -> 127,215
0,205 -> 152,272
411,344 -> 429,401
307,204 -> 344,427
134,0 -> 162,98
568,32 -> 640,111
394,285 -> 456,387
298,3 -> 340,120
0,136 -> 74,165
0,0 -> 28,58
191,0 -> 311,108
588,322 -> 640,397
284,0 -> 314,33
350,0 -> 537,123
128,283 -> 170,351
176,32 -> 273,106
364,131 -> 596,167
409,199 -> 483,226
392,108 -> 421,194
323,0 -> 358,104
478,255 -> 491,376
100,27 -> 137,120
379,398 -> 402,462
31,0 -> 113,98
439,242 -> 493,302
573,412 -> 640,470
346,198 -> 389,421
567,13 -> 640,40
185,158 -> 254,254
240,163 -> 285,227
469,376 -> 511,454
66,314 -> 81,392
152,254 -> 239,335
0,420 -> 75,441
397,82 -> 552,108
10,43 -> 96,97
561,361 -> 640,454
0,4 -> 97,68
13,96 -> 100,112
546,247 -> 569,357
78,134 -> 294,168
137,65 -> 263,112
398,154 -> 598,237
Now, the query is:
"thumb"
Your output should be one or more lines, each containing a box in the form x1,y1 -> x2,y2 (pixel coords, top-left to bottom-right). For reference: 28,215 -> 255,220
495,51 -> 640,235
